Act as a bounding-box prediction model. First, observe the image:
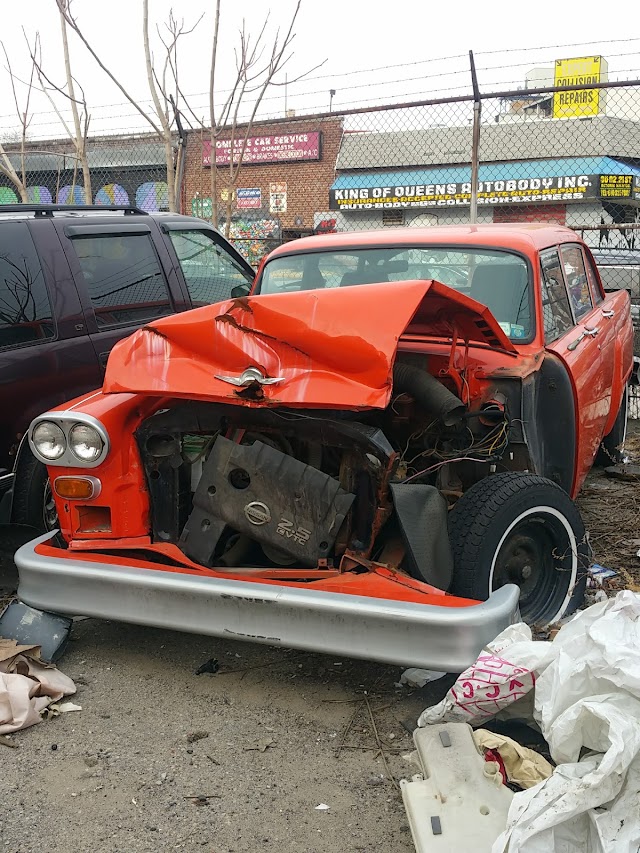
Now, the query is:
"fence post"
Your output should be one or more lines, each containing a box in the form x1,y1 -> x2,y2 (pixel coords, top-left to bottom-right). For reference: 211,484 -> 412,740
469,50 -> 481,225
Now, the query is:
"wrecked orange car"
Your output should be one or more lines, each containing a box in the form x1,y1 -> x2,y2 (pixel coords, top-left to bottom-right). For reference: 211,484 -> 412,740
9,225 -> 633,670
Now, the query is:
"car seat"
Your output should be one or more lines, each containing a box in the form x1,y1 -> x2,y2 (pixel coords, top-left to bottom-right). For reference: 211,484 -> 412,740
340,268 -> 389,286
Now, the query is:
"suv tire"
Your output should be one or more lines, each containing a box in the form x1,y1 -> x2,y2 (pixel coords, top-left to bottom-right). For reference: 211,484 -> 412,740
11,449 -> 58,532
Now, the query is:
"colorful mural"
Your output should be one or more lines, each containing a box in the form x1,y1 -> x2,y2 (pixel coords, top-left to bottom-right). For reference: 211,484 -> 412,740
57,185 -> 86,204
0,188 -> 18,204
136,181 -> 169,212
95,183 -> 129,205
227,216 -> 281,266
27,186 -> 53,204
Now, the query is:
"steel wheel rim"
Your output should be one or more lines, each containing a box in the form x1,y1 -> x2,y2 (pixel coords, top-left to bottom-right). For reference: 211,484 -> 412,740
489,506 -> 578,625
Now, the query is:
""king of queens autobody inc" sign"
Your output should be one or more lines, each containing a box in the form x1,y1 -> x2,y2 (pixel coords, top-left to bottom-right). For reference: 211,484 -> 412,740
329,173 -> 634,211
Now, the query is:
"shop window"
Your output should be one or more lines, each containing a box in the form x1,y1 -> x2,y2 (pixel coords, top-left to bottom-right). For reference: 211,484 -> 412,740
382,210 -> 405,226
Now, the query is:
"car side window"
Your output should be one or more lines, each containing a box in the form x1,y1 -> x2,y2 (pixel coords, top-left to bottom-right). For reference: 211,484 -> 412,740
168,230 -> 254,306
560,244 -> 593,320
583,253 -> 604,305
540,249 -> 574,343
0,221 -> 55,349
71,233 -> 173,328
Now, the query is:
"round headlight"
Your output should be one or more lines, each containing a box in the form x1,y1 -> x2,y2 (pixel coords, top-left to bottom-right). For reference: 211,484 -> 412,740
32,421 -> 66,461
69,423 -> 104,463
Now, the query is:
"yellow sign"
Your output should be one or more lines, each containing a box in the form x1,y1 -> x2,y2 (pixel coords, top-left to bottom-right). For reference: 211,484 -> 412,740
553,56 -> 602,118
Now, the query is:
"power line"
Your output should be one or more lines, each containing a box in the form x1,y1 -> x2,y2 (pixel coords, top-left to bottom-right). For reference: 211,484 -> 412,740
1,38 -> 639,122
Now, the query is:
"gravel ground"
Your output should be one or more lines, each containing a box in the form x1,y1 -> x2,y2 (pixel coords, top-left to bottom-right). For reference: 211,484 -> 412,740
3,424 -> 640,852
0,596 -> 453,852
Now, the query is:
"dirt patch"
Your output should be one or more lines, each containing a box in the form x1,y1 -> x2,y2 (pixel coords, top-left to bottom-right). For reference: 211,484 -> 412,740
577,423 -> 640,590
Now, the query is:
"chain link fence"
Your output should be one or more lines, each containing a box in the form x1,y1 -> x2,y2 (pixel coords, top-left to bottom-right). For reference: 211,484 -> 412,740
2,73 -> 640,323
0,133 -> 172,210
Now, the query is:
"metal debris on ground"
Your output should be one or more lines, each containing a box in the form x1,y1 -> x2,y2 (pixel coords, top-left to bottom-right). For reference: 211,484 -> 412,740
194,657 -> 219,675
397,668 -> 447,688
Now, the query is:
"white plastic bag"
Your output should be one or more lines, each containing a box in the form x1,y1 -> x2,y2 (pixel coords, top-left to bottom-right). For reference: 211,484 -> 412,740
418,624 -> 552,727
418,591 -> 640,853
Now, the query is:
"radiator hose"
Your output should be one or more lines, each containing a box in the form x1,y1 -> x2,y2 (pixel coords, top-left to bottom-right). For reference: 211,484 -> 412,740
393,362 -> 465,426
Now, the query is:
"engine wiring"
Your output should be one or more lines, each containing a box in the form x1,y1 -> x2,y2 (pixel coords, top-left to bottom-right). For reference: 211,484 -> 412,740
398,415 -> 511,484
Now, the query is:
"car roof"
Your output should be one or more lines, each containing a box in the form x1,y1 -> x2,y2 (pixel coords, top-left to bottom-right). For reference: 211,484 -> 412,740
592,248 -> 640,265
0,205 -> 211,229
266,223 -> 582,259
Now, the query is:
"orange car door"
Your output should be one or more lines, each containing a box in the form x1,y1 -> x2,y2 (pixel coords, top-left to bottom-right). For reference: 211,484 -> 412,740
542,246 -> 610,492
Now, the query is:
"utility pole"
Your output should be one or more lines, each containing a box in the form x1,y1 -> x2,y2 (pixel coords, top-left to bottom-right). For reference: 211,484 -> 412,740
469,50 -> 481,225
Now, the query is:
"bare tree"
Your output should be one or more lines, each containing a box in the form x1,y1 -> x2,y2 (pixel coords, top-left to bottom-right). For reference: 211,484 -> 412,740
0,38 -> 37,202
57,0 -> 202,212
179,1 -> 325,235
25,20 -> 92,203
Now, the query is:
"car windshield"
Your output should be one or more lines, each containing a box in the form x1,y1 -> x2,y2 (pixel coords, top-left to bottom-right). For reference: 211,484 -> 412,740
259,246 -> 532,340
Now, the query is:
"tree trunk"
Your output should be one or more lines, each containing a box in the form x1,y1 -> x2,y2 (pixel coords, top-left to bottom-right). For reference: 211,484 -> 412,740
80,149 -> 92,203
165,139 -> 177,212
225,192 -> 232,239
209,131 -> 218,228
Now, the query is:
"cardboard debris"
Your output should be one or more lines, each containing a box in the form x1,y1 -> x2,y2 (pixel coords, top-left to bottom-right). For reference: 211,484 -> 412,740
0,637 -> 76,735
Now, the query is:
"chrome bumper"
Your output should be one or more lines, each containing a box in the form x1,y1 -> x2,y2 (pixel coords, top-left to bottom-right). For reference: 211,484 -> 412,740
15,532 -> 520,672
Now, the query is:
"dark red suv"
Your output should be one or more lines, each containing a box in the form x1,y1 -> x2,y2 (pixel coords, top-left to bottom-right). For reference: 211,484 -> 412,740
0,204 -> 254,529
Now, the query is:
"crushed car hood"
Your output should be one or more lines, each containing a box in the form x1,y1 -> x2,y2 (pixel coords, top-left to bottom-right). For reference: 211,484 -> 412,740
103,280 -> 516,409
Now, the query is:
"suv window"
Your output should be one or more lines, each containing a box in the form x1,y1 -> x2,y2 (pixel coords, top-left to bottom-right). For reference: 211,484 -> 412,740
560,244 -> 592,320
71,233 -> 173,328
540,249 -> 574,343
168,230 -> 254,306
0,221 -> 55,348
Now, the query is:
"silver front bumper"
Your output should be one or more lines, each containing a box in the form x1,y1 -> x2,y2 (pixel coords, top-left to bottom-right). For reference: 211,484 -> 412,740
15,532 -> 520,672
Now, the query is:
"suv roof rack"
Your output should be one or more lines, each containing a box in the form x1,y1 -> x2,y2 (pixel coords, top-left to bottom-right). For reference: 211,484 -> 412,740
0,204 -> 148,217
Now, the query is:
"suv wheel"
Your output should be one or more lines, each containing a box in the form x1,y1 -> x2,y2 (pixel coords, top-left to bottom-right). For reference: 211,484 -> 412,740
448,472 -> 588,626
11,450 -> 59,532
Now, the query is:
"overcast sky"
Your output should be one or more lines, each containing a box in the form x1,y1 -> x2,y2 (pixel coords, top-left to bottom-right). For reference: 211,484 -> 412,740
1,0 -> 639,140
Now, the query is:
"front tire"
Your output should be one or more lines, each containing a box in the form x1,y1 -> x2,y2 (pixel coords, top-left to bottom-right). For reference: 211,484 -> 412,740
449,472 -> 588,625
11,450 -> 58,532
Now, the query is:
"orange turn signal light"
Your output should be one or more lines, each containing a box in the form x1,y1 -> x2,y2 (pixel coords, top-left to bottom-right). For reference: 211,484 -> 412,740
54,476 -> 101,500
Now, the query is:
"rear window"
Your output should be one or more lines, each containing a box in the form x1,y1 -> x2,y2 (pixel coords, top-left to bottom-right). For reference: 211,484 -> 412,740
259,246 -> 533,341
0,221 -> 55,348
71,233 -> 173,328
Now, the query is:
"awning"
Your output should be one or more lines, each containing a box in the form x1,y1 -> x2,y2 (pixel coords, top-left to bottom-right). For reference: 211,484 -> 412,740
330,157 -> 640,211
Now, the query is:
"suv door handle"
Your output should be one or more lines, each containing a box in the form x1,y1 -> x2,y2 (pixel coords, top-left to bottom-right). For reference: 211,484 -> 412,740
584,326 -> 600,336
99,351 -> 110,368
602,309 -> 615,318
568,332 -> 585,351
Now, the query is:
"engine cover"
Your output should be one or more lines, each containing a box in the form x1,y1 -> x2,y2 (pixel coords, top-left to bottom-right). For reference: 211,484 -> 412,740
179,436 -> 355,567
